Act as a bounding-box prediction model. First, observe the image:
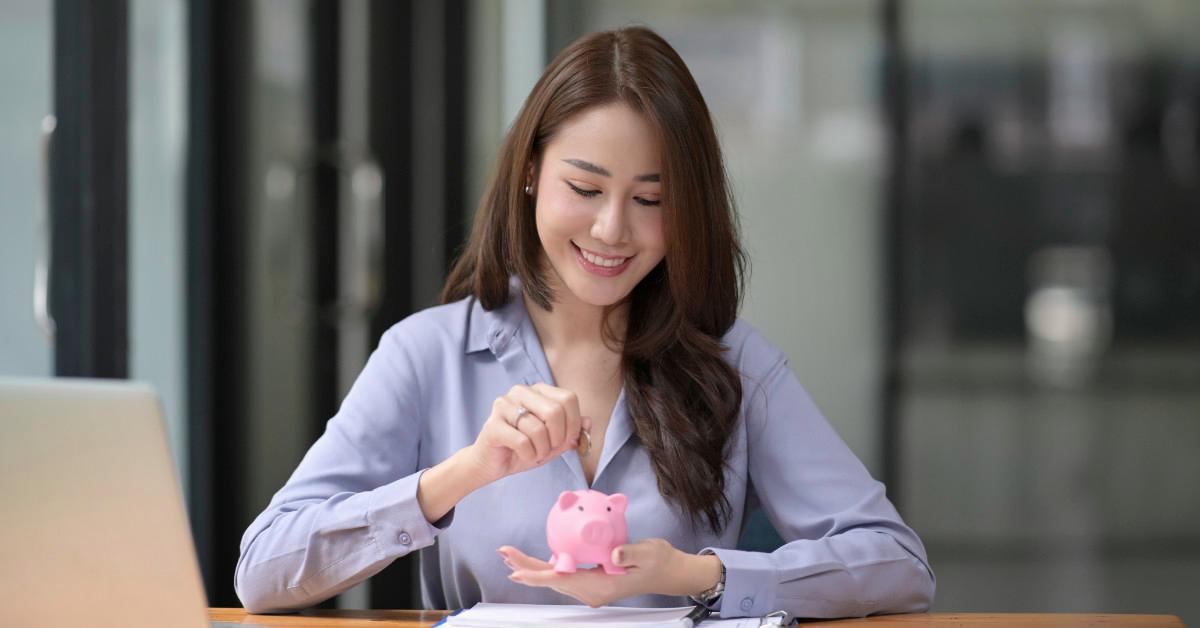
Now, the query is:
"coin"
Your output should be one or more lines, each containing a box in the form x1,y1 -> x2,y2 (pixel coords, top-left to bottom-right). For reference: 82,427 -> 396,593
576,426 -> 592,457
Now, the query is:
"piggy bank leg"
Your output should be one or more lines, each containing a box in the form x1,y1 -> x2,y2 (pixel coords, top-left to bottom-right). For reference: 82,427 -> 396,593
553,552 -> 578,573
600,559 -> 627,575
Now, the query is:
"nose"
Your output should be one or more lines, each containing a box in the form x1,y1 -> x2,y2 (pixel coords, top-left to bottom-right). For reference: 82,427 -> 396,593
590,197 -> 630,247
580,520 -> 614,546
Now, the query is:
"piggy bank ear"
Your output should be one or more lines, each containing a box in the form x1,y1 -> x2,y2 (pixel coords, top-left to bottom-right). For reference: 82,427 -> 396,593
556,491 -> 580,511
606,493 -> 628,513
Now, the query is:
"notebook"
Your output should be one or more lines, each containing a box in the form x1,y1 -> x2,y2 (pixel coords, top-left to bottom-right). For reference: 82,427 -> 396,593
442,603 -> 771,627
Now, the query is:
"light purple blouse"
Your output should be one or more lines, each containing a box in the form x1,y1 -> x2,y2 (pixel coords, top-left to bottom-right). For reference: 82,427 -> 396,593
235,276 -> 935,618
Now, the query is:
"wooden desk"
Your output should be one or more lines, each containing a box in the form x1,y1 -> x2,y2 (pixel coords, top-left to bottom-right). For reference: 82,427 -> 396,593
210,608 -> 449,626
209,608 -> 1185,627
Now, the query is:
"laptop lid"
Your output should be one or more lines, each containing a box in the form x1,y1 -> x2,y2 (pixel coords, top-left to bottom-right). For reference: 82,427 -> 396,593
0,377 -> 210,628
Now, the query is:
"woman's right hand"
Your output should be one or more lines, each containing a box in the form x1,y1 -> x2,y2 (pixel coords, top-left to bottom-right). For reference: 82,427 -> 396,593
465,383 -> 590,484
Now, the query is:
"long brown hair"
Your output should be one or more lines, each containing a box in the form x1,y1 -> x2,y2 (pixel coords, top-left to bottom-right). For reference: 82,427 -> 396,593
442,26 -> 746,534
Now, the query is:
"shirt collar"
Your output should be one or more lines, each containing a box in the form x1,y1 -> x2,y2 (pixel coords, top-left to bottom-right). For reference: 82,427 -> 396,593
465,274 -> 525,354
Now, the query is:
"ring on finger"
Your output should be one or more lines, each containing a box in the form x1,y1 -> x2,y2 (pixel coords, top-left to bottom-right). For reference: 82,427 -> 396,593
509,405 -> 530,427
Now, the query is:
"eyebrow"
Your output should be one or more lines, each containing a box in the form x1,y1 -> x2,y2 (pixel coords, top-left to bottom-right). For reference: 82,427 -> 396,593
563,158 -> 660,182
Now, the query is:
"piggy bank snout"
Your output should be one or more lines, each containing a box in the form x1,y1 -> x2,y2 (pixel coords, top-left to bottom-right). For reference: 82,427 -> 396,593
580,520 -> 614,545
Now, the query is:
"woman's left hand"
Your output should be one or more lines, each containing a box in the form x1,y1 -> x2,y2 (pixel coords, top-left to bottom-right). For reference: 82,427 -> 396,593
497,539 -> 719,608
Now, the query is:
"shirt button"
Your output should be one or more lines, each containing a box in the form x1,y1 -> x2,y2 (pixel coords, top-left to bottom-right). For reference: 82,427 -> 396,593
398,531 -> 412,546
740,597 -> 754,612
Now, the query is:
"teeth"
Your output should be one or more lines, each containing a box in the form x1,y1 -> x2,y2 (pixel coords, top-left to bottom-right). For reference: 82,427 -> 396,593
579,247 -> 627,267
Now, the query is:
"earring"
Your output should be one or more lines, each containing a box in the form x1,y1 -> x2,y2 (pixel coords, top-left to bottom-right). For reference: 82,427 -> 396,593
524,184 -> 533,195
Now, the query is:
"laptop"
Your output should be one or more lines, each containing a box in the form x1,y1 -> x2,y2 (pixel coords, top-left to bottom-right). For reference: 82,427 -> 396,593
0,377 -> 215,628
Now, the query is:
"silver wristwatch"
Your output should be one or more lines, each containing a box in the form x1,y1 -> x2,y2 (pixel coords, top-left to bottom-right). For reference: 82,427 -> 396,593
690,549 -> 726,606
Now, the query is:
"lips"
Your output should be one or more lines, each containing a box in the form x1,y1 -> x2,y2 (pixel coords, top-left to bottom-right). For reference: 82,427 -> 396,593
572,241 -> 633,277
575,243 -> 629,266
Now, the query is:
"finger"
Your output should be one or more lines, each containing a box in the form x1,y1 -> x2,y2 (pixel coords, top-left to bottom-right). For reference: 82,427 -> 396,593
611,539 -> 663,568
611,545 -> 632,568
489,398 -> 538,462
509,568 -> 570,587
511,407 -> 552,461
531,383 -> 582,452
570,416 -> 593,457
497,546 -> 553,571
508,385 -> 568,450
490,395 -> 528,428
495,424 -> 539,464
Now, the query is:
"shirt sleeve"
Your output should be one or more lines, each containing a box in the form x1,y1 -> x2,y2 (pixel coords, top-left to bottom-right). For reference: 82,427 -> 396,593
702,354 -> 936,619
234,325 -> 453,613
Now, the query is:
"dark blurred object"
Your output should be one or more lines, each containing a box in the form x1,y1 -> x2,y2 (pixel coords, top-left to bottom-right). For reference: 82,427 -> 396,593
904,27 -> 1200,348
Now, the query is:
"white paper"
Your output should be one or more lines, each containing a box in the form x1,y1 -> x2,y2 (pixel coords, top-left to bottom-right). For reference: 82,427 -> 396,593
445,603 -> 697,627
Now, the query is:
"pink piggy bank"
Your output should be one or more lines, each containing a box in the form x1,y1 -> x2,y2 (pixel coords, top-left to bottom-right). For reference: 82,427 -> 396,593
546,490 -> 628,575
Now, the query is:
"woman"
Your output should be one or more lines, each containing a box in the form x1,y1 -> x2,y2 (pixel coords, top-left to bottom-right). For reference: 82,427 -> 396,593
235,26 -> 935,619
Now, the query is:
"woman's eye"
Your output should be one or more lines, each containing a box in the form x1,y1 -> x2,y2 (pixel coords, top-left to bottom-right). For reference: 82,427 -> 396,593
567,181 -> 660,206
566,182 -> 600,198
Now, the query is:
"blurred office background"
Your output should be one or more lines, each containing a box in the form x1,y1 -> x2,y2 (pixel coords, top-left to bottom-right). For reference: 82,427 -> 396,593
1,0 -> 1197,622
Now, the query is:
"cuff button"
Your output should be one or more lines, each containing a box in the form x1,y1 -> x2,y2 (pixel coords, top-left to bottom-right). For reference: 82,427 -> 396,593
740,597 -> 754,612
398,531 -> 413,546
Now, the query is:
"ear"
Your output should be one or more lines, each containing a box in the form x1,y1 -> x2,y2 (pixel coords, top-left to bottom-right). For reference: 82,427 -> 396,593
606,493 -> 628,513
526,159 -> 540,189
557,491 -> 580,511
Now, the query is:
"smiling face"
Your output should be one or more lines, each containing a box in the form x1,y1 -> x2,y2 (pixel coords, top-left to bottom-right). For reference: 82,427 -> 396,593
529,102 -> 667,309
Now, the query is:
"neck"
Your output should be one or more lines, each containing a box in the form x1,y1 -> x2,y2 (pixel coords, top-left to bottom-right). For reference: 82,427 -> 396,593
523,281 -> 628,354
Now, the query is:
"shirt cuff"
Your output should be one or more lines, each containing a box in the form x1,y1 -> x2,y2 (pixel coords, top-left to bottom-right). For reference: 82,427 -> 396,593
701,546 -> 777,618
367,468 -> 455,560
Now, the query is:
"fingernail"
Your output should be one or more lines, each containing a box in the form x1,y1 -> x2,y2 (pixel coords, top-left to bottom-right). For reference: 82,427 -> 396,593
615,549 -> 625,564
